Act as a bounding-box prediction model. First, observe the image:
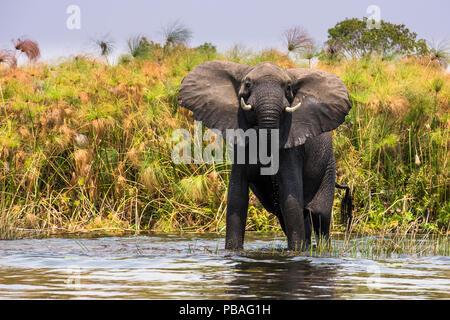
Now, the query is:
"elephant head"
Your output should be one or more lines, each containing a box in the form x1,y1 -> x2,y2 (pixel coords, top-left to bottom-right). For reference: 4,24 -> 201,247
178,61 -> 351,148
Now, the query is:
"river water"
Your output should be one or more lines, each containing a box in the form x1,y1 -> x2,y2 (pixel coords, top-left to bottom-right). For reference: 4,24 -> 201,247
0,233 -> 448,299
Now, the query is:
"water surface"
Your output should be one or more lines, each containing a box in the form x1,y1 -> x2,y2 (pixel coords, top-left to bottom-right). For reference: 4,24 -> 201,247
0,233 -> 448,299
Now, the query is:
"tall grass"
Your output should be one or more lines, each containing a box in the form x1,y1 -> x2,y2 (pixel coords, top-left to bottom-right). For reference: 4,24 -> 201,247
0,45 -> 448,239
321,56 -> 449,234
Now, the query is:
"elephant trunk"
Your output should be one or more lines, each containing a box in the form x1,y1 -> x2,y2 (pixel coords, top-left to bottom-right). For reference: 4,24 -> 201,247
256,97 -> 283,130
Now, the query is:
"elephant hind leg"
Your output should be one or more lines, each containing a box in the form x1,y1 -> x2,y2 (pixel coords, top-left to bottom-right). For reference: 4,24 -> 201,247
304,209 -> 313,248
311,210 -> 331,245
305,169 -> 335,245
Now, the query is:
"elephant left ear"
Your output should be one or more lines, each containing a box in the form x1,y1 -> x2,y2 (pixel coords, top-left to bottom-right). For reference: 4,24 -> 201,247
282,68 -> 352,148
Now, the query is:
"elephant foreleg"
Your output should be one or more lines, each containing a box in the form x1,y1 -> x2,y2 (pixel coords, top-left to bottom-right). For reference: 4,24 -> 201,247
225,164 -> 249,250
280,193 -> 306,251
278,150 -> 306,251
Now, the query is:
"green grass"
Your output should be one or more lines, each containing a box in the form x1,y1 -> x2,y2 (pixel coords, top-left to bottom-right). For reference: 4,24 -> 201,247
0,46 -> 448,240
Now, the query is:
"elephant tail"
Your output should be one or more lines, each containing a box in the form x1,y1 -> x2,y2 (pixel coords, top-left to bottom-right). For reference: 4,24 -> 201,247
335,183 -> 353,232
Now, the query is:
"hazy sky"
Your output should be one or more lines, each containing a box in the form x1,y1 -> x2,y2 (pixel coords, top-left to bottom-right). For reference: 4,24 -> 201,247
1,0 -> 449,63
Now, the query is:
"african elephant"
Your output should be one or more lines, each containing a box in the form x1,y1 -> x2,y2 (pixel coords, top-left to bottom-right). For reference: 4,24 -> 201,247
178,61 -> 352,250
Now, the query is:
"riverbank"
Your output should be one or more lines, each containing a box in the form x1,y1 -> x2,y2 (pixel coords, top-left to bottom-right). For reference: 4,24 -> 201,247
0,45 -> 448,238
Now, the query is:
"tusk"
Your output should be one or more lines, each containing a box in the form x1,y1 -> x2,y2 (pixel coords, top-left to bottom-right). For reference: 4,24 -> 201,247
285,101 -> 302,113
240,97 -> 252,110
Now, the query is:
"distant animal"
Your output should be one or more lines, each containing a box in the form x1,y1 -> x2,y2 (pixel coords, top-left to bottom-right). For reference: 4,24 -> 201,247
178,61 -> 353,250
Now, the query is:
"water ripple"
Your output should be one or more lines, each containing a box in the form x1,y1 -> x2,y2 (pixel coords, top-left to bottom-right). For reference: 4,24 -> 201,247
0,234 -> 448,299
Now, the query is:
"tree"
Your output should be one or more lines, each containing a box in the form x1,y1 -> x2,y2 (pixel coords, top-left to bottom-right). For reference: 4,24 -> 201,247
427,39 -> 449,69
326,17 -> 429,58
282,26 -> 314,59
161,20 -> 193,47
0,50 -> 17,67
0,38 -> 40,68
13,38 -> 40,61
195,42 -> 217,59
127,36 -> 164,62
302,43 -> 320,68
318,40 -> 343,64
94,35 -> 114,65
127,35 -> 151,59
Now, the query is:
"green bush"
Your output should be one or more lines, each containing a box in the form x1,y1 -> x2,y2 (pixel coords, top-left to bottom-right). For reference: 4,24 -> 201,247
326,17 -> 429,58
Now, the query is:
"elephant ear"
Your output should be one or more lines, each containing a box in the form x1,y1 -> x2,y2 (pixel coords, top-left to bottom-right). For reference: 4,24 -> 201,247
178,60 -> 252,137
282,68 -> 351,148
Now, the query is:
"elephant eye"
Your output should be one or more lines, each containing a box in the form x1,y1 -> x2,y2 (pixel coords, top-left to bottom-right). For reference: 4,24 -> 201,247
244,81 -> 251,89
286,83 -> 293,102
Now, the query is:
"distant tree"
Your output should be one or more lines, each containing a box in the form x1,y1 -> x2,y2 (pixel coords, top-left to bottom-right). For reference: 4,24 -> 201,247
127,36 -> 164,62
302,43 -> 320,68
318,40 -> 343,64
282,26 -> 314,57
93,35 -> 114,64
195,42 -> 216,54
427,39 -> 449,69
13,38 -> 40,62
127,35 -> 151,59
195,42 -> 217,59
162,20 -> 193,47
0,49 -> 17,67
326,17 -> 429,58
0,38 -> 40,67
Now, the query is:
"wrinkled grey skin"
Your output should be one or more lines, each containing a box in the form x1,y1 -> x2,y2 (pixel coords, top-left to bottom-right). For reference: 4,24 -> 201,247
178,61 -> 352,250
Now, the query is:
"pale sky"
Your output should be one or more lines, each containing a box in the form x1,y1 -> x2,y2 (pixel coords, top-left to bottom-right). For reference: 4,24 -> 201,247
1,0 -> 449,63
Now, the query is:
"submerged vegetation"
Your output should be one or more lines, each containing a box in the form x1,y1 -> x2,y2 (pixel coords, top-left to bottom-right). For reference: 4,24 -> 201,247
0,32 -> 448,240
243,233 -> 450,258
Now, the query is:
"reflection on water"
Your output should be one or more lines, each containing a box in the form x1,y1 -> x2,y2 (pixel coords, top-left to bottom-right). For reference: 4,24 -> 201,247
226,256 -> 337,299
0,233 -> 448,299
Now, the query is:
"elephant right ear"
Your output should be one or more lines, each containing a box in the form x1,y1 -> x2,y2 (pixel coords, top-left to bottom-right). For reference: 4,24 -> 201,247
178,61 -> 252,136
